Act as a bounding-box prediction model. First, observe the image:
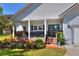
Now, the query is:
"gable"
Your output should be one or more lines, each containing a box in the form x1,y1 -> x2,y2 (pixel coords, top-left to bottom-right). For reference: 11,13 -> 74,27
11,3 -> 42,21
22,3 -> 74,20
63,4 -> 79,23
11,3 -> 74,21
69,15 -> 79,25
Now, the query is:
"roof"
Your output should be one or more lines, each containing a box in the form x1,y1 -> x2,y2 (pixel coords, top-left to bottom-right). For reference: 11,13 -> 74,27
10,3 -> 75,21
10,3 -> 42,20
59,3 -> 79,18
60,3 -> 79,23
4,15 -> 13,19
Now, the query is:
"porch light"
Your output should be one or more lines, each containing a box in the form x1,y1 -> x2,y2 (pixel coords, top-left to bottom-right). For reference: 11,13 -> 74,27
68,23 -> 70,28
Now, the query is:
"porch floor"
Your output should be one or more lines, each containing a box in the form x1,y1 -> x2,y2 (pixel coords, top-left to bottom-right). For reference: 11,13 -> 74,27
30,37 -> 45,41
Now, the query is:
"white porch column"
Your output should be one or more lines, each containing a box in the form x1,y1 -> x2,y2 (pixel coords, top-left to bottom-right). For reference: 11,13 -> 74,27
44,19 -> 47,39
28,20 -> 30,39
12,26 -> 15,38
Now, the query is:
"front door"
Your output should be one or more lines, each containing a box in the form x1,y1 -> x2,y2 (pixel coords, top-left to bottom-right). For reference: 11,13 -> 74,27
48,24 -> 59,37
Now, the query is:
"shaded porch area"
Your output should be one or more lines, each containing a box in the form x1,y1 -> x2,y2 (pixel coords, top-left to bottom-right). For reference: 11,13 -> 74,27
13,19 -> 63,39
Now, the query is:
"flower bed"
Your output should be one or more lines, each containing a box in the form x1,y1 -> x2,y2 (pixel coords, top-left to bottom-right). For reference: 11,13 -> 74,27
0,34 -> 12,41
0,37 -> 45,49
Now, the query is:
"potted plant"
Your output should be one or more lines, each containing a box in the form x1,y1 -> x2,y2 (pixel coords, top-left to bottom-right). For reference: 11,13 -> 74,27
57,32 -> 65,46
57,39 -> 61,46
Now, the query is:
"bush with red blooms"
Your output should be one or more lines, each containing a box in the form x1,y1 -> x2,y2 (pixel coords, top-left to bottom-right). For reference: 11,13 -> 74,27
0,37 -> 45,49
0,37 -> 28,49
16,31 -> 23,38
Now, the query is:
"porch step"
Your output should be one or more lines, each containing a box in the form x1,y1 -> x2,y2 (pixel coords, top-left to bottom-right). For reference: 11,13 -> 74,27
47,37 -> 57,44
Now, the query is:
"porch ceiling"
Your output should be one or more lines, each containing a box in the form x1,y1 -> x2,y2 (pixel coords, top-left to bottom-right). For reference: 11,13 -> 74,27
22,3 -> 74,21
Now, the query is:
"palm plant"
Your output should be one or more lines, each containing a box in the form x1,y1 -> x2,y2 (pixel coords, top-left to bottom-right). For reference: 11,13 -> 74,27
0,6 -> 12,34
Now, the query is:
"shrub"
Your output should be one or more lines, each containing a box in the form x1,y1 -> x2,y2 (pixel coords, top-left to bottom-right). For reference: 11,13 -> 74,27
16,31 -> 22,38
25,42 -> 31,49
10,38 -> 17,42
9,42 -> 28,49
9,42 -> 18,48
0,37 -> 45,49
34,39 -> 45,49
18,38 -> 27,43
0,41 -> 11,48
23,43 -> 28,49
57,32 -> 65,45
15,43 -> 23,49
25,39 -> 34,49
0,41 -> 3,45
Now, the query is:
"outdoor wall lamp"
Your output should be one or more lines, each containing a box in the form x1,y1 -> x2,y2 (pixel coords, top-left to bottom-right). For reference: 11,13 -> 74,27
68,23 -> 71,29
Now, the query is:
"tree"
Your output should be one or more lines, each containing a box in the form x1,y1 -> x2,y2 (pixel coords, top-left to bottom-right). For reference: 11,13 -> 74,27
0,6 -> 12,34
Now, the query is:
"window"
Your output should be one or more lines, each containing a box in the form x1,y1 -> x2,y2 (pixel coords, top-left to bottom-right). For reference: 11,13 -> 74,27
34,26 -> 37,30
38,26 -> 42,30
48,24 -> 59,31
33,25 -> 43,31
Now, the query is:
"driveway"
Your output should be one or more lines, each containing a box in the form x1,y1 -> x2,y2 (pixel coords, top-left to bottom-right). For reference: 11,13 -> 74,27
65,44 -> 79,56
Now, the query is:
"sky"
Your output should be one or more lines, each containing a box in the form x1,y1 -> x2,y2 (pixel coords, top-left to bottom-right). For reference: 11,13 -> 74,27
0,3 -> 26,15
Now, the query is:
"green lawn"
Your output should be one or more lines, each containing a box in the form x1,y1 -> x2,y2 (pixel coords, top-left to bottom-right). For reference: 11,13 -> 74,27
0,34 -> 12,41
0,34 -> 66,56
0,48 -> 66,56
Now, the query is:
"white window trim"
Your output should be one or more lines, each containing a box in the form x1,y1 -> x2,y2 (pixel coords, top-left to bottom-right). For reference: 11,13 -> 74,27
33,26 -> 38,31
33,25 -> 43,31
38,26 -> 43,30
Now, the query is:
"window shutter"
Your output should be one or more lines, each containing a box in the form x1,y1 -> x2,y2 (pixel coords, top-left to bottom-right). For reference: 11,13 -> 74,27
43,25 -> 44,30
31,25 -> 33,31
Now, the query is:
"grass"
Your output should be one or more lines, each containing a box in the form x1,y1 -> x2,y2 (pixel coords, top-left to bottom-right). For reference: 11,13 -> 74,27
0,34 -> 12,41
0,48 -> 66,56
0,34 -> 66,56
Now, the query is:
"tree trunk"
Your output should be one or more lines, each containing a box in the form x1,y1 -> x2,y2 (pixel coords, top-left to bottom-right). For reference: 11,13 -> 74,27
10,26 -> 12,34
0,29 -> 3,34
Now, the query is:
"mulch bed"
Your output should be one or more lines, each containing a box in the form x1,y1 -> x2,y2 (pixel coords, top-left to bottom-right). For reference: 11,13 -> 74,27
46,44 -> 65,49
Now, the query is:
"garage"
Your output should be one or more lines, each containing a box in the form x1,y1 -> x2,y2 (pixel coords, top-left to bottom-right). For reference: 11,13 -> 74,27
74,28 -> 79,44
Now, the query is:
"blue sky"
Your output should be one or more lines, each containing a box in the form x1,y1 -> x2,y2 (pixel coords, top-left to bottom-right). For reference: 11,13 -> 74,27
0,3 -> 26,15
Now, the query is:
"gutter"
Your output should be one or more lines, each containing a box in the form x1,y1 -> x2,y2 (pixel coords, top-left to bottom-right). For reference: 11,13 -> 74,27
59,3 -> 78,17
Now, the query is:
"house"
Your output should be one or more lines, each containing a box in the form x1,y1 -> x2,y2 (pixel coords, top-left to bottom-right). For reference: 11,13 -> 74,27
60,3 -> 79,45
10,3 -> 79,44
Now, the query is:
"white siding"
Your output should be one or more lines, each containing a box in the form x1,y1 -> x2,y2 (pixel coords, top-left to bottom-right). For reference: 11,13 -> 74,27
69,15 -> 79,25
63,23 -> 72,44
63,15 -> 79,44
74,28 -> 79,44
31,20 -> 44,26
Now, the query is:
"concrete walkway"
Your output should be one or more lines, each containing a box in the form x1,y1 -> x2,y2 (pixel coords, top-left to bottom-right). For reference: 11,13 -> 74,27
65,44 -> 79,56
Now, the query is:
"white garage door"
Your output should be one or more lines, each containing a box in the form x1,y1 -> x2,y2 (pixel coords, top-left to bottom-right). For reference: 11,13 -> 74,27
74,28 -> 79,44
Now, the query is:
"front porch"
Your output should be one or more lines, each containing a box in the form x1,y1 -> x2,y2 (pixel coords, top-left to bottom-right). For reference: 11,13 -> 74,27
13,19 -> 63,41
